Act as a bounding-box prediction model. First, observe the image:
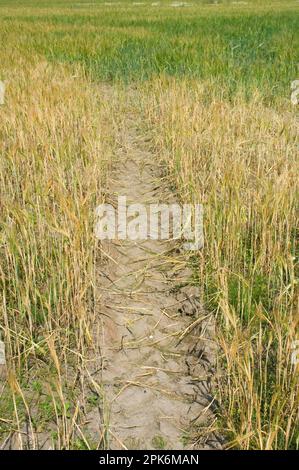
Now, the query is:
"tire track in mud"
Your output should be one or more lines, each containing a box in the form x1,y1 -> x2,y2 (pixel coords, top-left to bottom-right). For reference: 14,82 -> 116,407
89,89 -> 221,450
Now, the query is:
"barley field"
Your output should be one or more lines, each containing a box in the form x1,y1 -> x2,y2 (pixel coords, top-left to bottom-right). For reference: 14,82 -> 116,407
0,0 -> 298,451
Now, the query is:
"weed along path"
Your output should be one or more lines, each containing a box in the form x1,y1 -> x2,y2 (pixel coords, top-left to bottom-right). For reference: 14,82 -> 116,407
90,89 -> 221,450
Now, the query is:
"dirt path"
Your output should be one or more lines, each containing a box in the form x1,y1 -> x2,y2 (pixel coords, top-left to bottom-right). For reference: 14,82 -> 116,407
90,91 -> 221,450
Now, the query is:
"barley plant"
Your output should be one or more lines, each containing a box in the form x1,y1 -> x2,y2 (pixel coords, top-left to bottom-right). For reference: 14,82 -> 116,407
141,78 -> 298,449
0,0 -> 298,450
0,56 -> 117,448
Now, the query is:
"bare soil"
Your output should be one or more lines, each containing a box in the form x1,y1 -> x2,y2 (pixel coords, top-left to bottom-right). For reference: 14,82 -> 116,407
89,92 -> 221,450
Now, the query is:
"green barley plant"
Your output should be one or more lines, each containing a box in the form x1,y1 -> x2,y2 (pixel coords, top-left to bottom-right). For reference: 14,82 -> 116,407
0,0 -> 298,449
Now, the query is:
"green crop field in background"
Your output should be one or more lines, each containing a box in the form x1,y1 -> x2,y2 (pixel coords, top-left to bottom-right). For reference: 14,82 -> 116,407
1,1 -> 298,100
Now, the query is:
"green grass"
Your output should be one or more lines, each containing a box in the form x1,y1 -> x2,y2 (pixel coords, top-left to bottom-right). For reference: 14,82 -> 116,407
1,1 -> 298,101
152,434 -> 167,449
